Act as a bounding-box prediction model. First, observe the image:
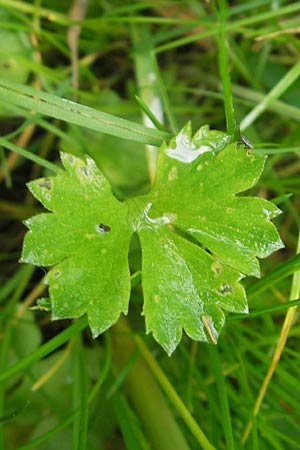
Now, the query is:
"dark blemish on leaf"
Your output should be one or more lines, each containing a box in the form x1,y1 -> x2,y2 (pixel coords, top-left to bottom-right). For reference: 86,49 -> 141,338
38,178 -> 52,190
53,270 -> 61,278
2,61 -> 12,70
211,261 -> 222,276
81,167 -> 89,176
66,155 -> 74,163
95,223 -> 111,234
218,283 -> 232,295
77,166 -> 90,178
167,224 -> 175,231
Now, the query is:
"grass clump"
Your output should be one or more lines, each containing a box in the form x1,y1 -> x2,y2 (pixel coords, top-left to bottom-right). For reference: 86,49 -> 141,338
1,1 -> 300,449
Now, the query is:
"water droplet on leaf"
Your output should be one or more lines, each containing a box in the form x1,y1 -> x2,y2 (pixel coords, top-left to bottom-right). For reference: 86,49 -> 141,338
163,212 -> 177,223
168,166 -> 178,181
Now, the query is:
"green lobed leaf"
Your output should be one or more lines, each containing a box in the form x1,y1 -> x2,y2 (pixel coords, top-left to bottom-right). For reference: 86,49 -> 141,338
21,123 -> 284,355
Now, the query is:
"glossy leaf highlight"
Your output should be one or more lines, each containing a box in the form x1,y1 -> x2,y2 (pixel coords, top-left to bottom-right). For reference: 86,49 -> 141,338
21,123 -> 283,354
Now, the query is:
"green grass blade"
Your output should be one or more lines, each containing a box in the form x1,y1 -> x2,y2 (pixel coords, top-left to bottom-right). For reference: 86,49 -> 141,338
73,337 -> 89,450
0,0 -> 69,25
0,265 -> 30,303
17,333 -> 112,450
229,298 -> 300,321
247,254 -> 300,298
0,77 -> 171,146
134,335 -> 216,450
240,60 -> 300,130
155,3 -> 300,54
112,393 -> 152,450
0,137 -> 58,173
216,1 -> 235,135
0,265 -> 34,448
208,345 -> 235,450
0,317 -> 88,384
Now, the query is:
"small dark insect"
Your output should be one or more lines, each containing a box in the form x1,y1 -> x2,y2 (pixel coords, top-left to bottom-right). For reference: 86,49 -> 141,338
238,134 -> 253,149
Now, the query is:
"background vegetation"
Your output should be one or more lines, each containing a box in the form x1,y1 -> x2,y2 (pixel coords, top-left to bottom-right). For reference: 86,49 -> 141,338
1,1 -> 300,449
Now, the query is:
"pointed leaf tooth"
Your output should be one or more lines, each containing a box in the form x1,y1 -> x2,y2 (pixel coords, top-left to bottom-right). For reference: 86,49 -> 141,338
182,120 -> 192,138
27,177 -> 54,210
21,125 -> 284,355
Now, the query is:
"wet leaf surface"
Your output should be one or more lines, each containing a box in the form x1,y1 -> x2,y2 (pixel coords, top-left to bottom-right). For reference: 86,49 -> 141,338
21,123 -> 283,354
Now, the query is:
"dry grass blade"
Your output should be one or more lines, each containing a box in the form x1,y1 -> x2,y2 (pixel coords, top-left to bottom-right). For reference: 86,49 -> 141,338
67,0 -> 90,96
242,227 -> 300,444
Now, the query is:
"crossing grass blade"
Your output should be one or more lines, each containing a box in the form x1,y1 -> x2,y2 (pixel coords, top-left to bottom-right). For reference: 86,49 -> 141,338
0,77 -> 171,146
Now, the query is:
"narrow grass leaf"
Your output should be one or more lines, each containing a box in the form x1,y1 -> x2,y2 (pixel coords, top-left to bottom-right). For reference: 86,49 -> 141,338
247,254 -> 300,298
0,137 -> 58,173
240,60 -> 300,130
0,77 -> 170,145
0,317 -> 88,384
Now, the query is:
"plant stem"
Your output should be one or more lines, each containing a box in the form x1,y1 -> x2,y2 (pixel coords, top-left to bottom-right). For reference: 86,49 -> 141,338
217,0 -> 235,136
111,317 -> 191,450
131,25 -> 164,183
133,334 -> 217,450
0,265 -> 34,447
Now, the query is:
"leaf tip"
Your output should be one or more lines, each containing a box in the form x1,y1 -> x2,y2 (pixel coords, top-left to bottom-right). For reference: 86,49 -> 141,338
145,322 -> 182,356
182,120 -> 192,138
59,151 -> 79,172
